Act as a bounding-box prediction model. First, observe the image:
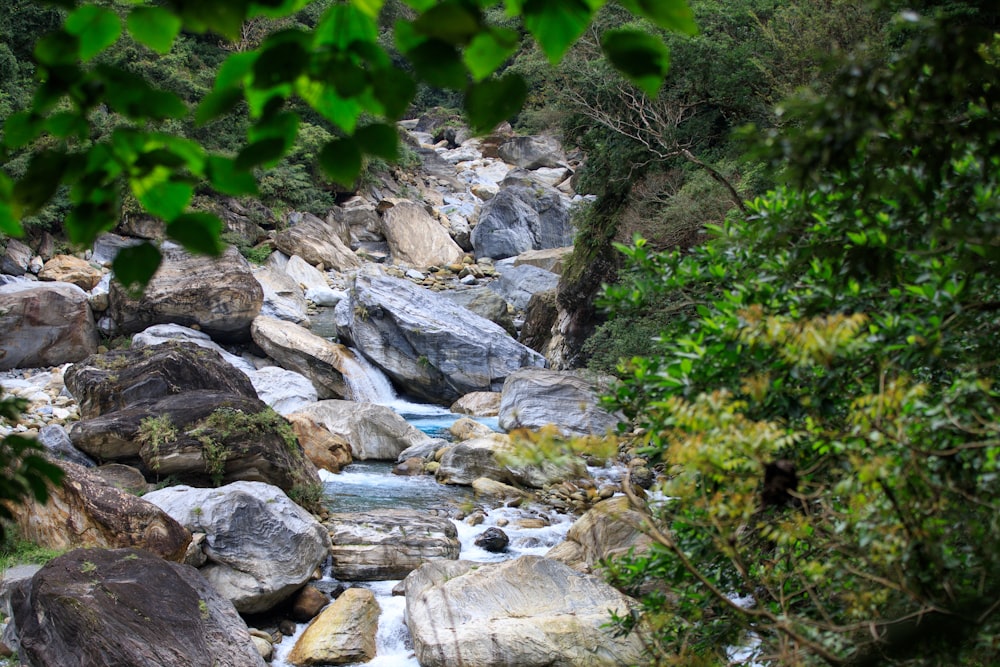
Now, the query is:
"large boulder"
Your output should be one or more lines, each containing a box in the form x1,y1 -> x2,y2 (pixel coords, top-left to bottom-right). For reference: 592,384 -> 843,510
514,246 -> 572,274
498,368 -> 623,436
471,185 -> 572,261
497,135 -> 566,169
64,341 -> 258,419
404,556 -> 645,667
287,588 -> 379,666
546,496 -> 653,574
70,390 -> 321,494
325,509 -> 460,580
489,263 -> 560,312
130,323 -> 257,374
381,200 -> 465,268
336,266 -> 545,404
273,212 -> 361,272
286,413 -> 353,473
254,265 -> 310,325
1,238 -> 32,276
435,435 -> 513,486
250,316 -> 355,399
290,400 -> 439,461
441,286 -> 515,335
11,548 -> 267,667
6,461 -> 190,562
144,482 -> 331,613
37,254 -> 104,290
0,282 -> 99,370
283,254 -> 332,291
249,366 -> 319,416
108,242 -> 263,343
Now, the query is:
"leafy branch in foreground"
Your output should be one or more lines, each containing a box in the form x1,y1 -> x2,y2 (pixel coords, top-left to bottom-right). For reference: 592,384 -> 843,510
0,0 -> 696,293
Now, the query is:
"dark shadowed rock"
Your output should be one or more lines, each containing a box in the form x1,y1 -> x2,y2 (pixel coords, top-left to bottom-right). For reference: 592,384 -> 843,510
37,424 -> 95,468
12,548 -> 266,667
7,461 -> 190,562
64,341 -> 258,419
108,242 -> 263,342
474,527 -> 510,553
0,282 -> 99,370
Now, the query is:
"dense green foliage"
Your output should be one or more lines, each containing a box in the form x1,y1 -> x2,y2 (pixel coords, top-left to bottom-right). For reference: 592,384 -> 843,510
600,4 -> 1000,664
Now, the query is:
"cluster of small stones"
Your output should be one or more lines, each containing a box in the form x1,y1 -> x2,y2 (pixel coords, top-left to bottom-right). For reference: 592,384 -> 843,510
0,364 -> 80,439
536,477 -> 620,514
383,255 -> 499,291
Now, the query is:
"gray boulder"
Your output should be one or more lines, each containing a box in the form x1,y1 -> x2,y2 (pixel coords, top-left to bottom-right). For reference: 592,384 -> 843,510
250,316 -> 353,400
498,368 -> 623,436
291,400 -> 440,461
441,286 -> 515,334
325,509 -> 460,580
108,242 -> 263,343
12,548 -> 267,667
471,185 -> 573,261
254,265 -> 310,325
404,556 -> 645,667
1,238 -> 33,276
131,323 -> 257,375
0,282 -> 99,370
489,263 -> 560,312
37,424 -> 95,468
336,266 -> 545,404
381,199 -> 465,268
273,212 -> 360,272
144,482 -> 331,613
249,366 -> 318,416
497,135 -> 566,169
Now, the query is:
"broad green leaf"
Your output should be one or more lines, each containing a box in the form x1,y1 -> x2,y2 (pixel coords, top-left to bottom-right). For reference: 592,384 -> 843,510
464,28 -> 519,81
355,124 -> 399,160
465,74 -> 528,134
249,110 -> 299,145
127,7 -> 183,54
196,88 -> 244,127
618,0 -> 698,36
173,1 -> 249,41
252,31 -> 310,88
319,138 -> 362,187
297,77 -> 364,133
0,202 -> 22,238
167,213 -> 224,256
2,111 -> 42,150
34,31 -> 80,67
96,66 -> 187,120
65,6 -> 121,61
64,201 -> 118,247
350,0 -> 385,19
322,59 -> 368,98
113,242 -> 162,296
249,0 -> 311,18
45,112 -> 88,140
13,150 -> 66,215
315,4 -> 378,49
235,137 -> 288,169
132,174 -> 194,222
402,0 -> 437,11
371,67 -> 416,120
413,2 -> 481,45
244,82 -> 292,118
407,40 -> 468,89
216,52 -> 259,90
522,0 -> 599,64
601,29 -> 670,97
207,156 -> 259,196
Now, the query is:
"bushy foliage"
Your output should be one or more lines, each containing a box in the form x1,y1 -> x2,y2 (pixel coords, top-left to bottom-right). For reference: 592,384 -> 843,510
600,6 -> 1000,665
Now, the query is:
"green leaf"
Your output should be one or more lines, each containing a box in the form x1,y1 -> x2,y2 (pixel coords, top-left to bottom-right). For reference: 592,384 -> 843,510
173,0 -> 249,41
350,0 -> 385,19
2,111 -> 42,150
45,112 -> 88,140
465,74 -> 528,134
207,156 -> 259,196
216,52 -> 259,90
0,203 -> 23,238
413,2 -> 481,45
96,66 -> 187,120
65,6 -> 121,61
64,201 -> 118,247
235,137 -> 288,169
371,67 -> 416,120
13,150 -> 67,215
355,124 -> 399,160
315,4 -> 378,49
132,176 -> 193,222
297,78 -> 364,133
195,88 -> 244,127
618,0 -> 698,36
113,242 -> 162,297
252,35 -> 309,88
127,7 -> 183,54
522,0 -> 598,64
601,29 -> 670,97
319,138 -> 362,187
402,0 -> 436,11
407,40 -> 468,89
167,213 -> 224,256
34,31 -> 80,67
464,28 -> 519,81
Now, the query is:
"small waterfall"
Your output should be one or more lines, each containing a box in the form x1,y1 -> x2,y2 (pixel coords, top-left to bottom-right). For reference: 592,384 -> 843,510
341,349 -> 397,404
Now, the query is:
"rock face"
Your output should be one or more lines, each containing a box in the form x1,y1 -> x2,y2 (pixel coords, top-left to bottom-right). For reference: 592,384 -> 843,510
450,391 -> 502,416
288,588 -> 379,666
490,263 -> 560,312
336,266 -> 545,404
143,482 -> 331,614
290,400 -> 439,461
546,496 -> 653,574
0,282 -> 99,370
64,341 -> 258,419
130,323 -> 257,375
498,368 -> 623,436
273,212 -> 361,272
251,316 -> 355,399
250,366 -> 319,416
381,200 -> 465,268
436,435 -> 513,486
108,242 -> 263,342
69,390 -> 321,494
471,186 -> 573,261
8,461 -> 190,561
12,548 -> 267,667
325,509 -> 460,580
441,287 -> 515,335
497,135 -> 566,169
254,265 -> 310,325
404,556 -> 645,667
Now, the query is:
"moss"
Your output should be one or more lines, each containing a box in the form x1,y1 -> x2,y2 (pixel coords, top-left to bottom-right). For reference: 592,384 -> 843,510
137,415 -> 179,471
190,406 -> 302,486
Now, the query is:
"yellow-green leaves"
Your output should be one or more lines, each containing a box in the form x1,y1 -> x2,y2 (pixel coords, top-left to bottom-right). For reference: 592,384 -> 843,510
601,29 -> 671,98
127,7 -> 182,54
464,28 -> 520,81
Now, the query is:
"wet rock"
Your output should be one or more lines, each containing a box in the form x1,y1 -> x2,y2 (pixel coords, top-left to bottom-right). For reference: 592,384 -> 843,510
287,587 -> 379,666
474,527 -> 510,553
250,316 -> 353,400
292,400 -> 438,461
273,212 -> 360,272
290,584 -> 330,622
